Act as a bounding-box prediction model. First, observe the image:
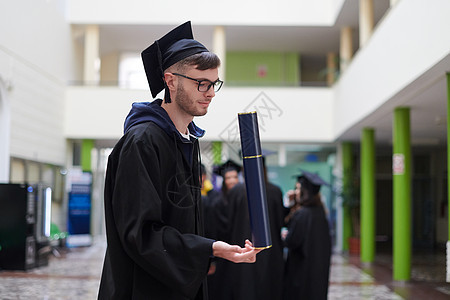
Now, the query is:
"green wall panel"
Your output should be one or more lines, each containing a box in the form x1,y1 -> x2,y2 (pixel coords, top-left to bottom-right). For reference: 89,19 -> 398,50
226,51 -> 299,86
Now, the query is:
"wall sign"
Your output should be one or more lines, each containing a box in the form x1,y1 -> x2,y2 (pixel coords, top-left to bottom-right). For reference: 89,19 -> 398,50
393,153 -> 405,175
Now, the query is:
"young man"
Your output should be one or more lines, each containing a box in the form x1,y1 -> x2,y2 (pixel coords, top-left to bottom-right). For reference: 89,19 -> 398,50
98,22 -> 260,300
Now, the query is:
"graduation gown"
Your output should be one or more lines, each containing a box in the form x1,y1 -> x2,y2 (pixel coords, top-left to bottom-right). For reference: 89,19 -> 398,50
98,100 -> 214,300
202,188 -> 221,241
214,182 -> 286,300
283,205 -> 331,300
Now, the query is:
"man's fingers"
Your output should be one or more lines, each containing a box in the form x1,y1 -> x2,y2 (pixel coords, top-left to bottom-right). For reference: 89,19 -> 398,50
232,247 -> 262,263
244,243 -> 253,251
244,239 -> 255,251
241,250 -> 257,262
214,240 -> 263,263
230,245 -> 243,253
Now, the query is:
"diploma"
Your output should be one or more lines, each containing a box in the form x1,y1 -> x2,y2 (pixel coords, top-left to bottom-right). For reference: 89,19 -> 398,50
238,112 -> 272,249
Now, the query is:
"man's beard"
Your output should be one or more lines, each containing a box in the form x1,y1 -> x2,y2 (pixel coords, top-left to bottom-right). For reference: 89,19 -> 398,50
174,83 -> 207,117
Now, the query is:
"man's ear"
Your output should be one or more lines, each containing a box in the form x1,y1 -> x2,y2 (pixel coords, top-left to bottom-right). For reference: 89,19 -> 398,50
164,72 -> 177,91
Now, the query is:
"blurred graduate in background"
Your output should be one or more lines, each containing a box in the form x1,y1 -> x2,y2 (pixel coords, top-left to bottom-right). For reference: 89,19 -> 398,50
283,170 -> 332,300
214,155 -> 286,300
205,159 -> 243,299
213,159 -> 242,199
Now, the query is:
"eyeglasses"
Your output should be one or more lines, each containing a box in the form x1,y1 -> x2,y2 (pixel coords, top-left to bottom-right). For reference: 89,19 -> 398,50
172,73 -> 223,93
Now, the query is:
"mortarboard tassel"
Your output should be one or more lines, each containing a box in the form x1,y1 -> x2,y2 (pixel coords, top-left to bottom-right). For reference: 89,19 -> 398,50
164,83 -> 171,103
155,41 -> 171,103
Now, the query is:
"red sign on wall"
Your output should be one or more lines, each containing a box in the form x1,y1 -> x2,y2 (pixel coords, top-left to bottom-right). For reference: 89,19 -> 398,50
257,65 -> 267,78
393,154 -> 405,175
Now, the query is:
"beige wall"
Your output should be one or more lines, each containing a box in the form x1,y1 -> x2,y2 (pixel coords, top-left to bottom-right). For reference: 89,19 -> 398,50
100,52 -> 119,85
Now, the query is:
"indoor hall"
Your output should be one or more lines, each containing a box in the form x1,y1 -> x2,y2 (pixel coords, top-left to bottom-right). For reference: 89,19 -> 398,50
0,238 -> 449,299
2,0 -> 450,299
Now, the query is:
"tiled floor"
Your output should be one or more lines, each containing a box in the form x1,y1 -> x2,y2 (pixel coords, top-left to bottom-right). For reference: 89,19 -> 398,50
0,238 -> 449,299
0,240 -> 104,300
329,255 -> 402,299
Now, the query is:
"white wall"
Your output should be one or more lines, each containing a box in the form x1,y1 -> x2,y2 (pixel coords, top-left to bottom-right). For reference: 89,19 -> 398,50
197,87 -> 334,142
0,51 -> 67,165
333,0 -> 450,138
65,86 -> 334,142
0,0 -> 75,81
0,0 -> 72,165
65,0 -> 450,147
0,78 -> 10,182
64,87 -> 150,139
66,0 -> 343,26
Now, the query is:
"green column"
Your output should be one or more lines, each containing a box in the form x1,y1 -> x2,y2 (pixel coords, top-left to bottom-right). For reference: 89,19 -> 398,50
212,141 -> 222,165
447,73 -> 450,241
393,107 -> 411,281
342,142 -> 353,251
361,128 -> 376,263
81,139 -> 94,172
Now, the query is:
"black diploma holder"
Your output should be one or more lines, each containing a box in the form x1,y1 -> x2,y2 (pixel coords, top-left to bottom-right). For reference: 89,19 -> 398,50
238,112 -> 272,249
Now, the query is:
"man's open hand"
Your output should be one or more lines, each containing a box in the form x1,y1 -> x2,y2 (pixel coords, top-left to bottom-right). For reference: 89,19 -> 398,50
212,239 -> 261,263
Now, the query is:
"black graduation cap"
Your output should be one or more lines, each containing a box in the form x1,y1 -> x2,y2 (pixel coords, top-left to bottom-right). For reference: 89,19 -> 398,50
213,159 -> 242,177
295,168 -> 330,196
141,21 -> 209,103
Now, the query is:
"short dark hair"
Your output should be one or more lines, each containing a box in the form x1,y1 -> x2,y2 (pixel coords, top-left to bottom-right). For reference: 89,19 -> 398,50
169,52 -> 221,73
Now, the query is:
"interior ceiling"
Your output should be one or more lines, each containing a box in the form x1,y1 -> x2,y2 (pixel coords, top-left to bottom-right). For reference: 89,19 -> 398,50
95,0 -> 449,148
339,54 -> 450,147
98,0 -> 390,53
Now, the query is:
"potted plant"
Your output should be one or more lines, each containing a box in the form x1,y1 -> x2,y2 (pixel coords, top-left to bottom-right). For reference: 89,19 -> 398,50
342,176 -> 360,255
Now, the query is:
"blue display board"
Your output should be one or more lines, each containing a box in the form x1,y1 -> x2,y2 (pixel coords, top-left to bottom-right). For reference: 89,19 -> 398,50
67,170 -> 92,247
68,184 -> 91,234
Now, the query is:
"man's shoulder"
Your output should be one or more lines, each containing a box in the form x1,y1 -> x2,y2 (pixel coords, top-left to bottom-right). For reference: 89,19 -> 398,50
111,122 -> 169,154
125,121 -> 168,141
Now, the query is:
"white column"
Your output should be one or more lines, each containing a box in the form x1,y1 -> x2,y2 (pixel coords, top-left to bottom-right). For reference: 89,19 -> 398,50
91,147 -> 104,237
222,142 -> 229,161
0,78 -> 11,182
278,144 -> 286,167
447,241 -> 450,282
390,0 -> 400,6
340,27 -> 353,73
326,52 -> 337,86
334,143 -> 344,253
213,26 -> 226,81
359,0 -> 374,48
84,25 -> 100,85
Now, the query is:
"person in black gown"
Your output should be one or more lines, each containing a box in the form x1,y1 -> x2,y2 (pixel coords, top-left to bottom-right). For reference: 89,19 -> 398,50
283,170 -> 332,300
98,22 -> 260,300
206,159 -> 243,299
214,157 -> 286,300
